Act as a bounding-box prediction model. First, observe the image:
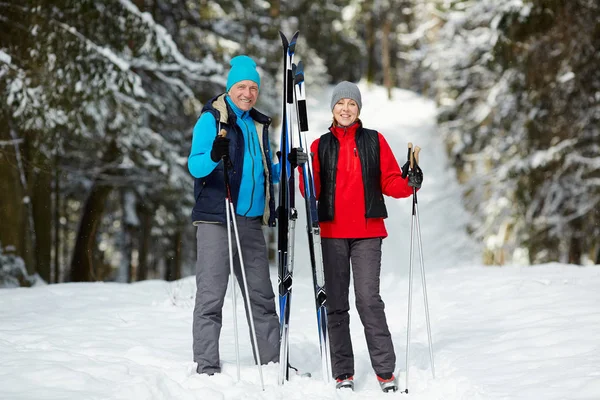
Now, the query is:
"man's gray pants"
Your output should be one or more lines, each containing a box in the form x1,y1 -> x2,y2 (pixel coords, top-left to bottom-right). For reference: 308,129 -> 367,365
193,216 -> 280,374
322,237 -> 396,378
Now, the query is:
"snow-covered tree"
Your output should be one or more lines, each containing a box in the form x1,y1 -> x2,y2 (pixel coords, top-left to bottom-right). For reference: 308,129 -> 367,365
410,0 -> 600,265
1,0 -> 222,282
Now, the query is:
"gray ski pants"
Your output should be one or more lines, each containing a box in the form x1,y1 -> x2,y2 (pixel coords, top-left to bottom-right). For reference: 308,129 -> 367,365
322,237 -> 396,378
192,216 -> 280,374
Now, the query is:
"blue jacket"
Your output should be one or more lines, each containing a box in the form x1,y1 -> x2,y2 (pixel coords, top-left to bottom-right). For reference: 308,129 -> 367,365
188,94 -> 277,226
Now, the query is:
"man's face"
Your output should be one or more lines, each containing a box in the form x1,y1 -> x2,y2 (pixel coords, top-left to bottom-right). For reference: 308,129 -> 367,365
228,80 -> 259,111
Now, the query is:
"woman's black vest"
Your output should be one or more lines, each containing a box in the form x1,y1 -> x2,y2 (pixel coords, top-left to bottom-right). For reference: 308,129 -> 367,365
317,125 -> 388,222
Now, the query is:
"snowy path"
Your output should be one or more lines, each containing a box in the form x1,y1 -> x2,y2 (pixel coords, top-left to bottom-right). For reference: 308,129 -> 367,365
2,85 -> 599,399
2,265 -> 599,399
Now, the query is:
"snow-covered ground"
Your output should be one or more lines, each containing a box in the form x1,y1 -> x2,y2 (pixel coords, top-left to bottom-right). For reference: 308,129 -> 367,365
1,84 -> 599,400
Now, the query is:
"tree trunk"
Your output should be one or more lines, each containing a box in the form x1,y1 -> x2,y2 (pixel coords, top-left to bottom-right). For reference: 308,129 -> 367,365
364,0 -> 376,84
61,193 -> 69,283
136,202 -> 152,281
30,159 -> 52,283
53,154 -> 60,283
69,182 -> 114,282
0,120 -> 35,271
381,16 -> 393,100
0,135 -> 26,258
118,189 -> 139,283
69,140 -> 119,282
15,124 -> 53,282
270,0 -> 280,18
568,219 -> 583,265
568,236 -> 582,265
14,127 -> 37,273
165,230 -> 182,281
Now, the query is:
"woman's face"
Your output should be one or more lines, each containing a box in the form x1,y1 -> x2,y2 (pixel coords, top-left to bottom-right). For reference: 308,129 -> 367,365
333,98 -> 359,127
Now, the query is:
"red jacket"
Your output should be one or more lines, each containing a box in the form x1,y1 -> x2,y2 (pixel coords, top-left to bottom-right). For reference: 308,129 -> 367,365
300,123 -> 414,239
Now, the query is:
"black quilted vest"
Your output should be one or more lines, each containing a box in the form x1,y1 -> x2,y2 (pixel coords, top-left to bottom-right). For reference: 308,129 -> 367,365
317,124 -> 388,222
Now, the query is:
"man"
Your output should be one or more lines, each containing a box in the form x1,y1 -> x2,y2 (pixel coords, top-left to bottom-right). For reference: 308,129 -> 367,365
188,55 -> 281,375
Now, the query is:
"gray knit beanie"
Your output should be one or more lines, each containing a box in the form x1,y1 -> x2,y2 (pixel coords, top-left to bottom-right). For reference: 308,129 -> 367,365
330,81 -> 362,111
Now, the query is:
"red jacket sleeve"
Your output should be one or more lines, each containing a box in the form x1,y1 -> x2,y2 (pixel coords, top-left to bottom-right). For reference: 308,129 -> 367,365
379,133 -> 414,199
299,138 -> 321,199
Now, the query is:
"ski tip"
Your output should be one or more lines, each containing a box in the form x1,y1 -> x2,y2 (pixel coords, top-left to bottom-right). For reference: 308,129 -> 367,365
279,31 -> 289,47
295,61 -> 304,81
294,60 -> 304,84
289,30 -> 300,50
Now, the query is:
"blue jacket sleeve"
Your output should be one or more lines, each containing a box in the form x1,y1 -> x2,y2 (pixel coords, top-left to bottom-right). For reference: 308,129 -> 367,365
188,113 -> 219,178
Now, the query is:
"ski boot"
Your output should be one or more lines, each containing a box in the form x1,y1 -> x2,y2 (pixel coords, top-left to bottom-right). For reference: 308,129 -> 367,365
335,374 -> 354,390
377,373 -> 398,393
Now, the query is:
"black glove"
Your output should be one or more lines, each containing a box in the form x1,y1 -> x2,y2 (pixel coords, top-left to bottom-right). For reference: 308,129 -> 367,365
288,147 -> 309,167
210,135 -> 230,162
408,162 -> 423,188
401,160 -> 410,179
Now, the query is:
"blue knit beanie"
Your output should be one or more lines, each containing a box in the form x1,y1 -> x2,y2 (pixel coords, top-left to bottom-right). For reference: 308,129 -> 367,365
226,55 -> 261,91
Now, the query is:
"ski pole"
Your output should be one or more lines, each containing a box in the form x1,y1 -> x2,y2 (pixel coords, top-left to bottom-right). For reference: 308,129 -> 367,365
403,143 -> 435,394
412,146 -> 435,383
220,129 -> 265,390
222,128 -> 241,383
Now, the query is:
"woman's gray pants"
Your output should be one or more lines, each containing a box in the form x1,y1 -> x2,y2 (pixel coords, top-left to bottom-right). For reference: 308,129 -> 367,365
321,237 -> 396,379
192,216 -> 280,374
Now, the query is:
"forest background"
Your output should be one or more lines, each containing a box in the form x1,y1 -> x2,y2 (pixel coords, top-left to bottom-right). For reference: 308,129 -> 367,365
1,0 -> 598,286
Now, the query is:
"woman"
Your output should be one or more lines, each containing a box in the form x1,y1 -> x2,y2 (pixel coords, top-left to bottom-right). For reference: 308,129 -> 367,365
301,81 -> 422,392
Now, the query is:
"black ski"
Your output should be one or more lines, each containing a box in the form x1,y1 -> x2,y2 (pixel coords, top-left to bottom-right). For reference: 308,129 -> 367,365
292,60 -> 332,383
277,30 -> 299,385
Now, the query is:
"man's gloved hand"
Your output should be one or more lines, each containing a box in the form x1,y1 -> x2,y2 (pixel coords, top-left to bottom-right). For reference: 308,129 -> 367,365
210,135 -> 230,162
288,147 -> 309,167
408,163 -> 423,188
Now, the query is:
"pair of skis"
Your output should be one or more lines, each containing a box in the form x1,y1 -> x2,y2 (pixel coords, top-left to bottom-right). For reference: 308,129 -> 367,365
277,30 -> 332,385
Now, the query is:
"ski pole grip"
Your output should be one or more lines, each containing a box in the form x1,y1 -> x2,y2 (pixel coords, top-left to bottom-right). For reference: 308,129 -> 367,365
218,129 -> 231,169
414,146 -> 421,165
408,142 -> 414,168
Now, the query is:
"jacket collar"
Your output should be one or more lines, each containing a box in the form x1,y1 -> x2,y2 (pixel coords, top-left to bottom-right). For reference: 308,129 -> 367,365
225,95 -> 249,119
329,120 -> 361,139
